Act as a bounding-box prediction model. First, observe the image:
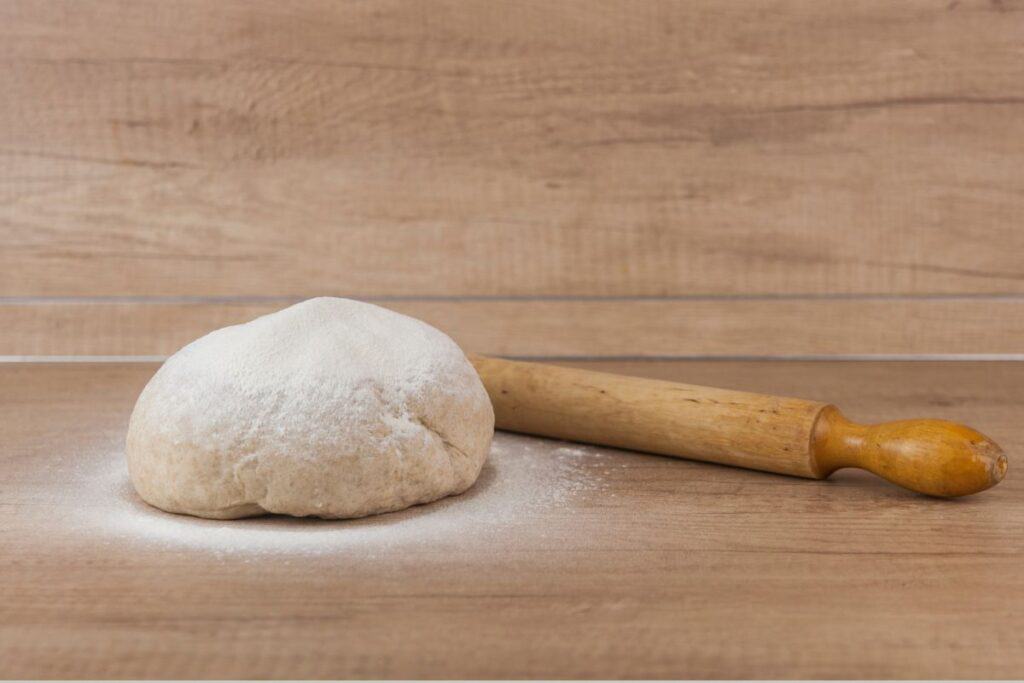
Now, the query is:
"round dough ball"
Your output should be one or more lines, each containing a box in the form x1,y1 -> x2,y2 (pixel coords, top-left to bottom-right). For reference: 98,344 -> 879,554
126,297 -> 494,520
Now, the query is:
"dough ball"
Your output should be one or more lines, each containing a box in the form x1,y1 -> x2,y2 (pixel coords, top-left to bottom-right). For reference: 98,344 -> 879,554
126,297 -> 494,520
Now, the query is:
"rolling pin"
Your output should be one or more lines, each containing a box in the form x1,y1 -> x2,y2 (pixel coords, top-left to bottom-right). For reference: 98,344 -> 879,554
470,355 -> 1007,497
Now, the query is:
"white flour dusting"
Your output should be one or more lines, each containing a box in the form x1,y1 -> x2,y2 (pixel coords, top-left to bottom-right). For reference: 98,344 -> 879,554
72,432 -> 613,557
554,443 -> 603,459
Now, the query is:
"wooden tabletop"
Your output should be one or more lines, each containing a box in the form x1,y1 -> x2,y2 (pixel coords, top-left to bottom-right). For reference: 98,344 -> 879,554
2,360 -> 1021,679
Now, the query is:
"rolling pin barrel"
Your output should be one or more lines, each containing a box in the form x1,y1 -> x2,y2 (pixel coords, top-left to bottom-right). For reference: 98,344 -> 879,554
470,355 -> 1007,497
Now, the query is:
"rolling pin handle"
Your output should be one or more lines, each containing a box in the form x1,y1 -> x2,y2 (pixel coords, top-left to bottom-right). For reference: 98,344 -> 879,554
811,406 -> 1007,497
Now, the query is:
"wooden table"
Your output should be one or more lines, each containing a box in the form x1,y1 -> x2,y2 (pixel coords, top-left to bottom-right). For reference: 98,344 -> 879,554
2,361 -> 1021,678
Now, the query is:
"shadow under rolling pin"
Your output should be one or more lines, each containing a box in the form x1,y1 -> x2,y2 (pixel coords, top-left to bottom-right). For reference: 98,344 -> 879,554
470,355 -> 1007,497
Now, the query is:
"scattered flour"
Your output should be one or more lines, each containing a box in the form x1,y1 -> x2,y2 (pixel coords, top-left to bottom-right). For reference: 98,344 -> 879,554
70,432 -> 615,557
552,443 -> 600,459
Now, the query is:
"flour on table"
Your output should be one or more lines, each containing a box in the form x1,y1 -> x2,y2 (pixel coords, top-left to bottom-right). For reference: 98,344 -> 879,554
78,432 -> 608,557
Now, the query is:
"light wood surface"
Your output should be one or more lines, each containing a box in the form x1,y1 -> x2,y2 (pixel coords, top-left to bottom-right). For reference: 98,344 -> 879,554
2,361 -> 1021,678
5,296 -> 1024,358
2,0 -> 1024,357
2,4 -> 1020,677
1,0 -> 1022,297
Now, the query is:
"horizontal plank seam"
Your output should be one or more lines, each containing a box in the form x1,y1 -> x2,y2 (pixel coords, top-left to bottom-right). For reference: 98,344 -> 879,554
4,293 -> 1024,305
5,354 -> 1024,363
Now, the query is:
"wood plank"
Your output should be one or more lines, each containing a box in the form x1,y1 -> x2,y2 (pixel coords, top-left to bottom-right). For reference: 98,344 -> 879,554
2,0 -> 1024,297
2,297 -> 1022,357
1,360 -> 1021,678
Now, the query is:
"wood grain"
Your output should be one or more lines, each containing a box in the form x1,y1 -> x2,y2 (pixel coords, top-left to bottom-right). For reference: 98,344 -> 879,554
474,354 -> 829,477
1,360 -> 1021,678
3,297 -> 1023,358
472,355 -> 1007,496
2,0 -> 1024,298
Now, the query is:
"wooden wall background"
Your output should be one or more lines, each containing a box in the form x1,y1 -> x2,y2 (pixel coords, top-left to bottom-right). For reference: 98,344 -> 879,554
2,0 -> 1023,359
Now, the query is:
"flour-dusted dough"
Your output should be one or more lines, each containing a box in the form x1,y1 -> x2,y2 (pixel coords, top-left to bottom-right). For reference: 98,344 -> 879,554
126,298 -> 494,519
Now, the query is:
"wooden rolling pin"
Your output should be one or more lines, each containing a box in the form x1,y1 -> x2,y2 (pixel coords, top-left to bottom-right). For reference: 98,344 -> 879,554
470,355 -> 1007,497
